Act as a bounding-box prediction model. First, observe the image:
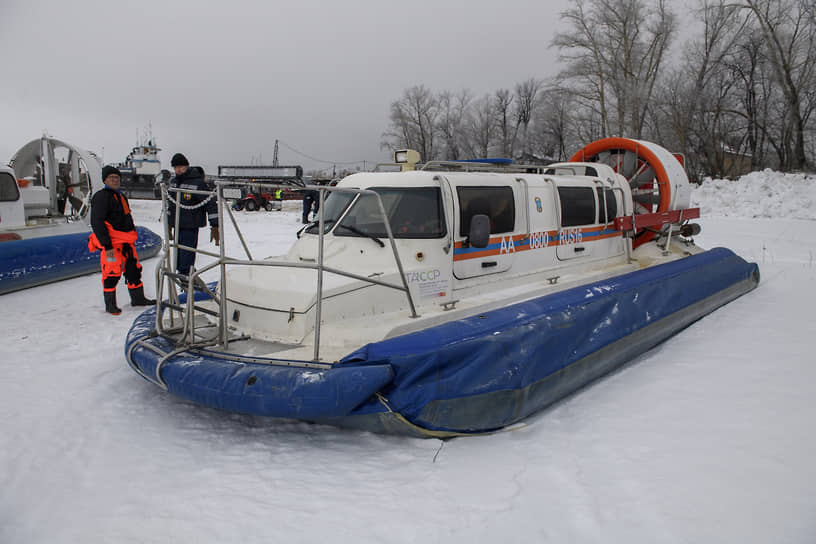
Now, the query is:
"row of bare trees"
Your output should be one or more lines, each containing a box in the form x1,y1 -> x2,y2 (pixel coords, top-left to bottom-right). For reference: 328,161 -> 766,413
381,0 -> 815,179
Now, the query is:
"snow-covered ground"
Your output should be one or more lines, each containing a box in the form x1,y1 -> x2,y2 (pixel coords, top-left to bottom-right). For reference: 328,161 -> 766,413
1,172 -> 815,543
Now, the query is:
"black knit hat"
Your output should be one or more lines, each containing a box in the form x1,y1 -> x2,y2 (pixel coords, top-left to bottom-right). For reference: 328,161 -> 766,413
102,165 -> 121,181
171,153 -> 189,167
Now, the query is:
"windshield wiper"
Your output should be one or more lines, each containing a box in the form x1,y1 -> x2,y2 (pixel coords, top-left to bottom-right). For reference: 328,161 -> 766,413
336,224 -> 385,247
304,218 -> 337,232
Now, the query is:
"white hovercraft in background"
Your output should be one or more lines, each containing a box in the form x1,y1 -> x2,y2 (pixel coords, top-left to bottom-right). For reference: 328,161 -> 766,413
0,135 -> 161,295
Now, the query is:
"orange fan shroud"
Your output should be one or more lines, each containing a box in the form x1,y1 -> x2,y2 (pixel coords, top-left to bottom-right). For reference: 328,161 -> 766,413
569,137 -> 676,247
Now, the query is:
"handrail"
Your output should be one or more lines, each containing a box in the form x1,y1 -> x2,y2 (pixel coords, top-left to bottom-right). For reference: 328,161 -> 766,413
314,187 -> 326,361
216,183 -> 228,346
515,177 -> 531,240
154,179 -> 420,361
544,177 -> 561,239
420,160 -> 549,174
434,175 -> 455,254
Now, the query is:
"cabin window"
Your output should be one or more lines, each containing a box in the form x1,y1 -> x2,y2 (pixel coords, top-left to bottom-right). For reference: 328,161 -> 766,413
596,187 -> 618,222
457,186 -> 515,235
558,186 -> 596,227
0,172 -> 20,202
545,165 -> 598,177
334,187 -> 446,239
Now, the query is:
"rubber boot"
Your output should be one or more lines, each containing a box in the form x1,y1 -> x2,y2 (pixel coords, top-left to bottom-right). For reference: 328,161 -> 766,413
104,291 -> 122,315
129,285 -> 156,307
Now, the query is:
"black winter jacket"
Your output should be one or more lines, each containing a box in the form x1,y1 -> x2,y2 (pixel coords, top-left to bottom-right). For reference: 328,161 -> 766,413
167,166 -> 218,229
90,187 -> 136,250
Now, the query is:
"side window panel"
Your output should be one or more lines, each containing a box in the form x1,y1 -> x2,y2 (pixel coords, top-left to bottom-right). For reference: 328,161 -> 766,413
595,187 -> 618,222
558,186 -> 596,227
545,165 -> 597,176
0,172 -> 20,202
457,186 -> 515,235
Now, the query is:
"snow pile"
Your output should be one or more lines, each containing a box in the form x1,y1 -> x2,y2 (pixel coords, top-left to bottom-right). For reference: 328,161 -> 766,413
692,170 -> 816,220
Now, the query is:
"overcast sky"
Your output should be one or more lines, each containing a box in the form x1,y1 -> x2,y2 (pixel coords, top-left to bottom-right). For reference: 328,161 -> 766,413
2,0 -> 593,174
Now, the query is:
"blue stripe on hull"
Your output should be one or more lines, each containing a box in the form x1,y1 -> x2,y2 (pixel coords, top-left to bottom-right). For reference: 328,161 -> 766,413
0,226 -> 162,295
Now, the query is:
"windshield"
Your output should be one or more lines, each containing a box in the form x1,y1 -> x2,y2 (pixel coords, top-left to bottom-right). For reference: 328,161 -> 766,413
304,190 -> 356,234
335,187 -> 446,239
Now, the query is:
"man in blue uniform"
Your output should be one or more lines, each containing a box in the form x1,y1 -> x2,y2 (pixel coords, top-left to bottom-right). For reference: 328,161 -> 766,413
302,188 -> 319,223
167,153 -> 220,277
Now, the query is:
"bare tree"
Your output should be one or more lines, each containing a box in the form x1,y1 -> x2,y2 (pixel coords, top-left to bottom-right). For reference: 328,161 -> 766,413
514,78 -> 542,157
465,95 -> 497,158
723,29 -> 776,169
381,0 -> 816,173
601,0 -> 676,138
648,0 -> 768,178
494,89 -> 515,157
552,0 -> 611,136
553,0 -> 676,138
738,0 -> 815,170
436,89 -> 472,160
381,85 -> 440,162
531,86 -> 580,161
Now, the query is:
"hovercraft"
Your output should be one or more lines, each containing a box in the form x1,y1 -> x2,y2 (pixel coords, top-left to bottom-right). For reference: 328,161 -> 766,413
0,136 -> 162,295
125,138 -> 758,437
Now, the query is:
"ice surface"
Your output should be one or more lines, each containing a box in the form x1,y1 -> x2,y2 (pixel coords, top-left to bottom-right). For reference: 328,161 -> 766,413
1,174 -> 815,543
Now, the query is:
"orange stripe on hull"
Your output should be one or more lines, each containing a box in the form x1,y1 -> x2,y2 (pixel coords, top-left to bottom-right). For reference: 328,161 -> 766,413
453,228 -> 622,261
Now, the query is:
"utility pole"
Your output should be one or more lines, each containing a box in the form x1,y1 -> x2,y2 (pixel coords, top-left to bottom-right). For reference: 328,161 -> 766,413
272,139 -> 279,167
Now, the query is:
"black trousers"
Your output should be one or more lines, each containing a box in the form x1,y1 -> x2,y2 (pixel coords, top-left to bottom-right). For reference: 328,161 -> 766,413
176,227 -> 199,276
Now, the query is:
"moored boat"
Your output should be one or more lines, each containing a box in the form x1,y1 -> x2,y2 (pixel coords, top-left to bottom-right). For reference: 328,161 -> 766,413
115,130 -> 164,199
0,136 -> 162,294
125,138 -> 759,436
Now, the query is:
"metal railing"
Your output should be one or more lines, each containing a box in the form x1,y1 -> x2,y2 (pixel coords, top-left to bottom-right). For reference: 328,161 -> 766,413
421,160 -> 550,174
153,180 -> 419,361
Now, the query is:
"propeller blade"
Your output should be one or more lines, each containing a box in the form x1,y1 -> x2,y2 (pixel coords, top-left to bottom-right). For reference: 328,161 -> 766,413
632,192 -> 661,205
629,166 -> 656,187
619,150 -> 637,178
